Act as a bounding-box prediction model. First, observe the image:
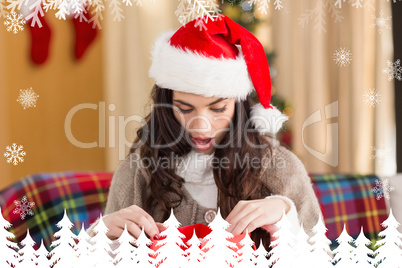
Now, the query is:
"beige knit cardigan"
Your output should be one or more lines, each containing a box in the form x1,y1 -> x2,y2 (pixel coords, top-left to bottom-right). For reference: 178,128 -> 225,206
96,138 -> 322,236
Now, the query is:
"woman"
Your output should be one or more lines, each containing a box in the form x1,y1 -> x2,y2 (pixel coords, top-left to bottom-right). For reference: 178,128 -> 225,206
89,14 -> 321,250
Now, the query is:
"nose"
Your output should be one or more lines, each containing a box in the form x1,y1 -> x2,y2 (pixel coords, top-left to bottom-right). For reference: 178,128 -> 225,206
188,114 -> 212,134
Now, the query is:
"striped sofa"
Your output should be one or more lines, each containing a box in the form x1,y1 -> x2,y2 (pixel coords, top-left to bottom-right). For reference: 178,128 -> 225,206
0,172 -> 389,250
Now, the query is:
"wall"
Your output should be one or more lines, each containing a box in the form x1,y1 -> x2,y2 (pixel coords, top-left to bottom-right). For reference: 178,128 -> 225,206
0,11 -> 105,190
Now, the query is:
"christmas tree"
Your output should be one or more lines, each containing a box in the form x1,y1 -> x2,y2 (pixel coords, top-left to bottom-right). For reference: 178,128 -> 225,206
332,224 -> 356,267
236,230 -> 256,267
133,227 -> 154,268
89,214 -> 115,268
113,224 -> 136,267
154,209 -> 188,268
309,214 -> 333,268
0,208 -> 20,267
374,209 -> 402,267
74,223 -> 93,267
354,227 -> 374,267
18,229 -> 38,268
254,239 -> 271,267
183,229 -> 205,268
49,209 -> 78,268
35,239 -> 52,267
294,224 -> 313,265
202,208 -> 238,268
267,210 -> 297,267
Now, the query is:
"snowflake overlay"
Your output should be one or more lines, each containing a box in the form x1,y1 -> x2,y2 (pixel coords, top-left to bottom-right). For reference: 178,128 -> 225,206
370,10 -> 392,34
362,88 -> 381,108
3,12 -> 25,34
17,87 -> 39,109
371,141 -> 391,165
175,0 -> 221,30
372,178 -> 395,200
4,143 -> 26,166
333,47 -> 352,67
334,0 -> 375,11
383,59 -> 402,81
13,196 -> 35,220
298,0 -> 344,33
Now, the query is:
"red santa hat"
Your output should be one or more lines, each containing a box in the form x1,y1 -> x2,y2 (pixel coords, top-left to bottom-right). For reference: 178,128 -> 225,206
149,15 -> 287,134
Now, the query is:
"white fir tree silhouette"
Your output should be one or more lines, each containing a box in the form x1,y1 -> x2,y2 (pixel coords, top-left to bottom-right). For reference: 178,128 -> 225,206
254,239 -> 271,268
332,224 -> 356,267
49,209 -> 78,268
133,227 -> 154,268
236,230 -> 256,267
113,224 -> 136,267
267,210 -> 297,267
0,207 -> 20,267
309,214 -> 333,268
374,209 -> 402,268
89,214 -> 115,268
154,209 -> 187,268
35,239 -> 51,267
294,224 -> 312,266
75,223 -> 94,267
182,229 -> 205,268
19,229 -> 38,267
354,227 -> 374,267
202,208 -> 238,268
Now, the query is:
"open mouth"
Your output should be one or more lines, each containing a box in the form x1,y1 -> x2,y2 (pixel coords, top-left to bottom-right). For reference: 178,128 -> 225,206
191,137 -> 214,150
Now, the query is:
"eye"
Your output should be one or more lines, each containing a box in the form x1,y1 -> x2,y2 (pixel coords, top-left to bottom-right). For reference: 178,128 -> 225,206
176,107 -> 193,114
211,106 -> 227,113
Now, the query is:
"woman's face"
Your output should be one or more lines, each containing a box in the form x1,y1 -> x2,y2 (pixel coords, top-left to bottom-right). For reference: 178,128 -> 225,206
172,91 -> 236,155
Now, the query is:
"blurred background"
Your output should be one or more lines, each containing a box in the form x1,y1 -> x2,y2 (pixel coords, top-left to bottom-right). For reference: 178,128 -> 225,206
0,0 -> 401,190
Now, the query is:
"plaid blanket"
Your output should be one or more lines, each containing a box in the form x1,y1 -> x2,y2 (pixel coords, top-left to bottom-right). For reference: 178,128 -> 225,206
0,172 -> 389,251
309,173 -> 388,249
0,171 -> 112,250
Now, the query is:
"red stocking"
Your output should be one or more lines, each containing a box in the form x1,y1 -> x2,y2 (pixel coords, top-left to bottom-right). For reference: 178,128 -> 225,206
72,11 -> 97,60
26,16 -> 51,65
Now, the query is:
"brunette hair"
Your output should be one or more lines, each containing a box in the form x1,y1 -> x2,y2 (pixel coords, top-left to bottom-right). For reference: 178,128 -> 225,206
130,84 -> 274,249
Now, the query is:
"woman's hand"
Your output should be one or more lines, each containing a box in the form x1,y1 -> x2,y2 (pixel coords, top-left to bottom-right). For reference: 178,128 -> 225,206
225,198 -> 290,236
102,205 -> 166,240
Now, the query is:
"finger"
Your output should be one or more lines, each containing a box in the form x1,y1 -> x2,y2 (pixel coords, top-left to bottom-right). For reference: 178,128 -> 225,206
156,222 -> 167,233
225,200 -> 247,224
231,209 -> 261,236
126,221 -> 142,239
244,215 -> 268,234
126,206 -> 160,238
134,214 -> 160,239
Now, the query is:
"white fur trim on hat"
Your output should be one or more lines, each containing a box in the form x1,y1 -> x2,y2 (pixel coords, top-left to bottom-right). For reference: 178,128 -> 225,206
148,31 -> 254,101
250,103 -> 288,134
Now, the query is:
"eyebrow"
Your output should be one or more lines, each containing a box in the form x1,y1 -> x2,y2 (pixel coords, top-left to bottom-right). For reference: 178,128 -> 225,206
173,98 -> 227,108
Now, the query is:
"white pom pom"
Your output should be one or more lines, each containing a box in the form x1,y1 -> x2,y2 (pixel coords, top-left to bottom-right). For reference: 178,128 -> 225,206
250,103 -> 288,134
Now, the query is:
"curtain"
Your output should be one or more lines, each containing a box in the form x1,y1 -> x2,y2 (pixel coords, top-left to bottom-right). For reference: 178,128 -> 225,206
270,0 -> 396,176
102,1 -> 181,170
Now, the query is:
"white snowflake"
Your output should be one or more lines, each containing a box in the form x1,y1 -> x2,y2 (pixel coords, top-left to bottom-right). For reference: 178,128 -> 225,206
372,178 -> 395,200
3,11 -> 26,34
362,88 -> 381,108
4,143 -> 26,166
298,0 -> 343,34
383,59 -> 402,81
13,196 -> 35,220
17,87 -> 39,109
334,0 -> 375,11
333,47 -> 352,67
175,0 -> 221,30
371,142 -> 391,165
370,10 -> 392,34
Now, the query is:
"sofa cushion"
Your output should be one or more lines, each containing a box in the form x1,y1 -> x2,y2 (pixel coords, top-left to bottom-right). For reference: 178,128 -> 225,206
0,171 -> 112,249
309,173 -> 389,248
